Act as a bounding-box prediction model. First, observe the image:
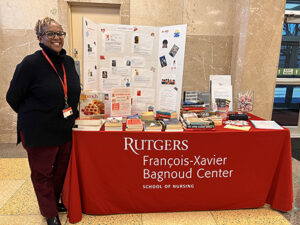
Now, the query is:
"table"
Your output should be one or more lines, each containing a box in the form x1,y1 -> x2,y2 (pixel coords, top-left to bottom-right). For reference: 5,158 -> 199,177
62,115 -> 293,223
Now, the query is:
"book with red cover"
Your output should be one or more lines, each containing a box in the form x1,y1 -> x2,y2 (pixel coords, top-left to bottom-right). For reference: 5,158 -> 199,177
127,118 -> 142,126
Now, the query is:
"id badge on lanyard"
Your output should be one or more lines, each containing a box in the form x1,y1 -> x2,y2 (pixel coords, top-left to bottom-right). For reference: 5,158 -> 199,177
42,50 -> 73,119
63,100 -> 73,118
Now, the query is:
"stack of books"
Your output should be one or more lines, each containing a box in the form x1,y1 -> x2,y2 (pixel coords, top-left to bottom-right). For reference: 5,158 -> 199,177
182,91 -> 206,116
181,103 -> 206,116
162,118 -> 183,132
73,119 -> 105,131
105,117 -> 123,131
156,110 -> 178,120
144,121 -> 162,132
126,118 -> 143,131
141,111 -> 155,121
208,116 -> 223,126
181,113 -> 215,130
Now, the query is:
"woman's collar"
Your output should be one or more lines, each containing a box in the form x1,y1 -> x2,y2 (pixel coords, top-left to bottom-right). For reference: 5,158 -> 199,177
39,43 -> 66,56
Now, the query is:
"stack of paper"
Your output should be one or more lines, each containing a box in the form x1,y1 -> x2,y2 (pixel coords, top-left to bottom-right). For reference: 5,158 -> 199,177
250,120 -> 283,130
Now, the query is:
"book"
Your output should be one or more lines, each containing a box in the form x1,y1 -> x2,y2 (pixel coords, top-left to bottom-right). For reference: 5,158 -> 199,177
105,117 -> 123,126
181,115 -> 215,130
208,116 -> 223,126
73,119 -> 105,131
224,125 -> 251,131
144,121 -> 162,131
162,118 -> 183,131
75,119 -> 104,126
126,118 -> 143,131
79,91 -> 105,119
182,112 -> 198,119
73,125 -> 102,131
182,107 -> 206,111
105,117 -> 123,131
250,120 -> 283,130
156,110 -> 177,118
141,111 -> 155,121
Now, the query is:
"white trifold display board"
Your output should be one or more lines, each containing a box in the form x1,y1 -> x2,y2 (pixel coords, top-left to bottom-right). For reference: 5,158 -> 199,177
82,17 -> 187,115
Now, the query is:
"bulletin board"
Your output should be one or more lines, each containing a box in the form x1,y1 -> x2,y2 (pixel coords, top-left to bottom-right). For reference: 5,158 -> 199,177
82,17 -> 187,115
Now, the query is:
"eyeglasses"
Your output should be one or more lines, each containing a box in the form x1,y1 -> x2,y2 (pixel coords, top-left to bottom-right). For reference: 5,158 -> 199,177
42,31 -> 66,39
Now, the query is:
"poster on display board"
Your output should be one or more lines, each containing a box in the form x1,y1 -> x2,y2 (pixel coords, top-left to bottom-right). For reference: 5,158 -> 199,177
82,17 -> 98,91
82,17 -> 187,116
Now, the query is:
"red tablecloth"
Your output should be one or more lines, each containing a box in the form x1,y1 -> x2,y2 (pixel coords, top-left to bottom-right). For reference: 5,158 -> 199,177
62,115 -> 293,223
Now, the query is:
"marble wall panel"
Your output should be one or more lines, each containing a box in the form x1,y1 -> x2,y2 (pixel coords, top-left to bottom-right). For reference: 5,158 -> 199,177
120,0 -> 130,25
0,30 -> 39,143
182,0 -> 235,36
182,35 -> 232,93
130,0 -> 184,26
1,0 -> 59,30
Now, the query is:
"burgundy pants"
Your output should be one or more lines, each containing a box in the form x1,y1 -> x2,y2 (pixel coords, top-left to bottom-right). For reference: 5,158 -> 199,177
20,131 -> 72,218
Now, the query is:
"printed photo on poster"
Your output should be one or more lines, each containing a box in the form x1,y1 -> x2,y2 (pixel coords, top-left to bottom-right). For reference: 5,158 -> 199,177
161,79 -> 175,85
174,29 -> 180,37
169,44 -> 179,57
162,39 -> 168,48
160,56 -> 167,67
102,71 -> 108,79
126,59 -> 131,66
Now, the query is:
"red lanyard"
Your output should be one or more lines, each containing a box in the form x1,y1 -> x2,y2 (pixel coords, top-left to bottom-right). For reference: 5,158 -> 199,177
42,50 -> 68,104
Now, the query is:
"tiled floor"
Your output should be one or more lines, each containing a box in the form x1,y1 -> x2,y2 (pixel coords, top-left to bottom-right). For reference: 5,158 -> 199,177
0,144 -> 298,225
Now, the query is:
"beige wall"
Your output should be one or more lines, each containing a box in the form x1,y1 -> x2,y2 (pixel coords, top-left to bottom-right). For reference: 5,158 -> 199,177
0,0 -> 285,143
231,0 -> 285,119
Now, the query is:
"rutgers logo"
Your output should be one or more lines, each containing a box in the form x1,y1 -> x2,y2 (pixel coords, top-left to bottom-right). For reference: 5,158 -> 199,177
123,137 -> 188,155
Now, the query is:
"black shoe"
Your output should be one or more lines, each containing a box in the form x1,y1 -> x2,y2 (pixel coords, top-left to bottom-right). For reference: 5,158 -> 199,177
57,202 -> 67,212
46,216 -> 61,225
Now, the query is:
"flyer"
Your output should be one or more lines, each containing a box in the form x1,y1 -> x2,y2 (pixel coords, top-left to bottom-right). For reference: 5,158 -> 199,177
111,88 -> 131,117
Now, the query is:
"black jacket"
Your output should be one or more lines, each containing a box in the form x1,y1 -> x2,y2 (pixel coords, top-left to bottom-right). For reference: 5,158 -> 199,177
6,43 -> 81,147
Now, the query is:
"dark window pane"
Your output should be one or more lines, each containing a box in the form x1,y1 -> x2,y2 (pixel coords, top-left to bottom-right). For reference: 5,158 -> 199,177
278,41 -> 299,68
272,109 -> 299,126
272,85 -> 300,126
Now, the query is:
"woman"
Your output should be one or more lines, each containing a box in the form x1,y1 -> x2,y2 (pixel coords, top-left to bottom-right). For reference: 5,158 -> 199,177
6,17 -> 81,225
